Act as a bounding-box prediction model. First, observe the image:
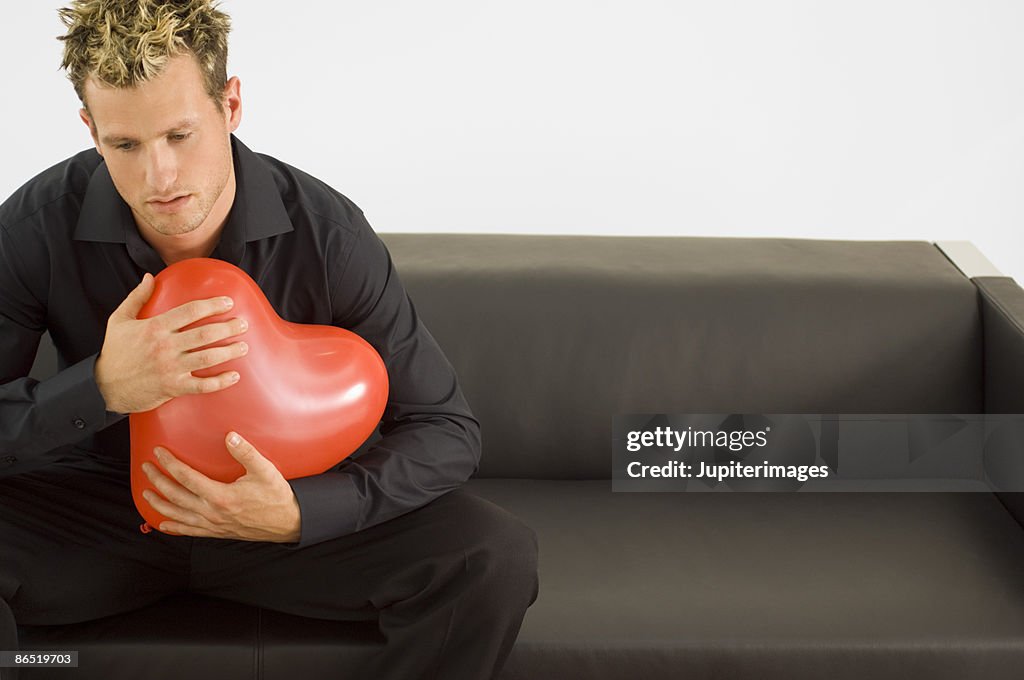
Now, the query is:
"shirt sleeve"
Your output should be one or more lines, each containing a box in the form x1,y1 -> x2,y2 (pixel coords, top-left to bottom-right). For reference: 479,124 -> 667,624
286,211 -> 481,548
0,222 -> 124,477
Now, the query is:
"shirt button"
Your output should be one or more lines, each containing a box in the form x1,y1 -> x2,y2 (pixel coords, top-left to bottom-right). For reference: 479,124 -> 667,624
72,418 -> 86,429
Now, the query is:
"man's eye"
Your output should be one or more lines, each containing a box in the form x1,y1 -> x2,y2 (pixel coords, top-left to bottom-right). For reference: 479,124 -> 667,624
170,133 -> 191,142
117,142 -> 135,151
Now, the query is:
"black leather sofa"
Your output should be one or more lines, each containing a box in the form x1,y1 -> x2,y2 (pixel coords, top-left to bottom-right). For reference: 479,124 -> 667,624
16,234 -> 1024,679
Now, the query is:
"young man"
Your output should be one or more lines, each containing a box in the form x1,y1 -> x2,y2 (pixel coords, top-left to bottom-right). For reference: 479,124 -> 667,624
0,1 -> 538,678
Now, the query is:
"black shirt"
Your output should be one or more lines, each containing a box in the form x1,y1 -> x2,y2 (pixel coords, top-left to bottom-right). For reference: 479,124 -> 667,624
0,135 -> 480,548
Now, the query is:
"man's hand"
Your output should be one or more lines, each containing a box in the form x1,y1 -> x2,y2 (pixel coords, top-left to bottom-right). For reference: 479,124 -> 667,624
94,272 -> 250,414
141,431 -> 302,543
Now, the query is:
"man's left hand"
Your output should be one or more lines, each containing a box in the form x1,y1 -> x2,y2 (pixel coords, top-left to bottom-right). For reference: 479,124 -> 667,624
141,431 -> 301,543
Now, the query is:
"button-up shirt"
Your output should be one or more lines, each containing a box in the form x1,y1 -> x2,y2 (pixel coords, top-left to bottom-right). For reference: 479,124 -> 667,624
0,135 -> 480,548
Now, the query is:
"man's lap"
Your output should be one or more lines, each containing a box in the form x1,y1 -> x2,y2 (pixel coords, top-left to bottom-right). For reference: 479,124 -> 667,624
0,458 -> 189,624
0,459 -> 530,627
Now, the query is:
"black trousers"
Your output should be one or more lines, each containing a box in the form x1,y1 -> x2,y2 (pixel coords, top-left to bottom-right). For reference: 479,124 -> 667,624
0,455 -> 539,680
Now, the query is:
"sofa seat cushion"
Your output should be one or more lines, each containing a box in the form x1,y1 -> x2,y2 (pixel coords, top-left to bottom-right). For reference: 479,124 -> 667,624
464,479 -> 1024,680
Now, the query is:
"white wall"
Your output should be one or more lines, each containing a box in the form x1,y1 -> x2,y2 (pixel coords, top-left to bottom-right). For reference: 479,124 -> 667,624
4,1 -> 1023,281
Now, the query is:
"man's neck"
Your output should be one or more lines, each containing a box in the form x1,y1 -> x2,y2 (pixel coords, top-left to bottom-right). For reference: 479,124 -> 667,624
158,239 -> 220,266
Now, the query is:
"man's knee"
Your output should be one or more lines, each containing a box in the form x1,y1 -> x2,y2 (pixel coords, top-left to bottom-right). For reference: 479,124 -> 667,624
455,492 -> 539,607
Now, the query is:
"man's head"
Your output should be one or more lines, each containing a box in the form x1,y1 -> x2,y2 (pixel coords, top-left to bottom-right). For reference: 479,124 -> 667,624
57,0 -> 240,243
58,0 -> 231,108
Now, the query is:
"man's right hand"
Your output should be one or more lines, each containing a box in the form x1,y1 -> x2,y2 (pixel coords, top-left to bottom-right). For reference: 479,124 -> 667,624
94,272 -> 250,414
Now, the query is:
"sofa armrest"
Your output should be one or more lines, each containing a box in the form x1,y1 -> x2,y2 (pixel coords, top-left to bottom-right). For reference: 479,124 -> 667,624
973,276 -> 1024,528
935,242 -> 1023,412
975,277 -> 1024,414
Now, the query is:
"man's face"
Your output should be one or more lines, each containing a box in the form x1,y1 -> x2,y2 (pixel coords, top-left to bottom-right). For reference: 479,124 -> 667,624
80,53 -> 241,238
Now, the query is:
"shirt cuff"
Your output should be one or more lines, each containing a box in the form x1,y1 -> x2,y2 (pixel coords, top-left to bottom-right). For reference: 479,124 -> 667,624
35,353 -> 124,444
287,471 -> 362,548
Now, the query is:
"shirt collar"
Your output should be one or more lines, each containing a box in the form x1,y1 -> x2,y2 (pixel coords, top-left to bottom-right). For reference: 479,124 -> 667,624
73,135 -> 293,268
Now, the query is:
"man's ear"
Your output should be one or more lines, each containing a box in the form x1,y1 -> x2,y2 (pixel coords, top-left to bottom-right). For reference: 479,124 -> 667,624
222,76 -> 242,134
79,107 -> 102,156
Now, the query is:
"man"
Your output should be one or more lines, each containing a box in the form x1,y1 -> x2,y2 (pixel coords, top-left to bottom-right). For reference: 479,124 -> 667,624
0,1 -> 538,678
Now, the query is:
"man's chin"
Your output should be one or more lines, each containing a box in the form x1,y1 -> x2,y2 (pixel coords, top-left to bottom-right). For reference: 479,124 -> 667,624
143,213 -> 205,237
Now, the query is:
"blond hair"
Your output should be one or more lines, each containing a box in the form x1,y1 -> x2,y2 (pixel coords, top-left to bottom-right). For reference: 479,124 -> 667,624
57,0 -> 232,106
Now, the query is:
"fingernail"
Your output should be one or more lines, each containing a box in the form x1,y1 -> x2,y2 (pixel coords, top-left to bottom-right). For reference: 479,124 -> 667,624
153,447 -> 166,461
228,432 -> 241,446
230,372 -> 241,383
239,342 -> 249,354
221,296 -> 234,308
239,319 -> 249,331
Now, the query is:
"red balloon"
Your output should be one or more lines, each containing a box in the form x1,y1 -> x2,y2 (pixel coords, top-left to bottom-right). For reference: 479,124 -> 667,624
128,258 -> 388,534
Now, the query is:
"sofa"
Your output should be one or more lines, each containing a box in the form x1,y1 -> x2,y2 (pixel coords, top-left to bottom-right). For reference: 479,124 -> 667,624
16,234 -> 1024,679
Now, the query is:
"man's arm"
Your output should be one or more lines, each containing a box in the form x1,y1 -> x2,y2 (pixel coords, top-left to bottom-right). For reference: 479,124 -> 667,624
0,221 -> 121,476
287,212 -> 482,548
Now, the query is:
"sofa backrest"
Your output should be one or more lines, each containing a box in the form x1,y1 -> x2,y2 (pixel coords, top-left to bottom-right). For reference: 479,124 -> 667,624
25,235 -> 983,481
380,235 -> 983,480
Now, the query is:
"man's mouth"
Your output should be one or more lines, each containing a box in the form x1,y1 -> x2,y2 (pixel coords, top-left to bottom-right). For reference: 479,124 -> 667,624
148,194 -> 191,212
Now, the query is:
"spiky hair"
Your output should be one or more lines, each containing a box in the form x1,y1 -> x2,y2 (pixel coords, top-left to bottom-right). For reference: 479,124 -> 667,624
57,0 -> 231,105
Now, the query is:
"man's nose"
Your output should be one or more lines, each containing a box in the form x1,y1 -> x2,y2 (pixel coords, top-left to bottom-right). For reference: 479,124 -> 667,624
145,143 -> 178,194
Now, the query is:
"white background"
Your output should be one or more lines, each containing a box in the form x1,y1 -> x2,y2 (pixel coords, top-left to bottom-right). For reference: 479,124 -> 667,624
4,1 -> 1023,282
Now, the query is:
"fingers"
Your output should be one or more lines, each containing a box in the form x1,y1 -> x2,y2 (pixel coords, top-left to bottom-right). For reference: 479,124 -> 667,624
225,431 -> 278,479
147,447 -> 222,500
141,460 -> 207,523
181,341 -> 249,373
113,272 -> 155,321
160,295 -> 236,333
141,483 -> 211,531
173,318 -> 250,393
143,488 -> 225,537
176,316 -> 249,353
152,334 -> 247,399
179,369 -> 242,395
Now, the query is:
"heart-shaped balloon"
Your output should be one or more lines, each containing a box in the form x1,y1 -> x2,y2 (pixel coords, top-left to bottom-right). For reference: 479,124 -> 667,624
128,258 -> 388,534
